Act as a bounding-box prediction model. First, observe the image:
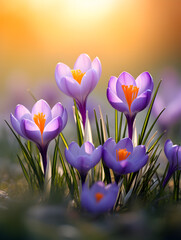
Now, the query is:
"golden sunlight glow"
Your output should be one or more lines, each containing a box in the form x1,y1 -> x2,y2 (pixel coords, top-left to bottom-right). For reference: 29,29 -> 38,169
65,0 -> 118,20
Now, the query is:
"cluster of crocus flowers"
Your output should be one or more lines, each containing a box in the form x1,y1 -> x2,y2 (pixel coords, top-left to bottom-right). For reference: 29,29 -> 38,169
81,181 -> 119,214
107,71 -> 153,139
65,141 -> 102,184
9,53 -> 166,214
103,138 -> 148,181
55,53 -> 102,128
10,99 -> 67,175
163,139 -> 181,187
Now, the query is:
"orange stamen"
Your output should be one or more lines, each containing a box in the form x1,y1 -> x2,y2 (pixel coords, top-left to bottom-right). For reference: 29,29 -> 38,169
71,69 -> 85,84
33,112 -> 46,136
116,148 -> 131,161
122,85 -> 139,112
95,192 -> 104,203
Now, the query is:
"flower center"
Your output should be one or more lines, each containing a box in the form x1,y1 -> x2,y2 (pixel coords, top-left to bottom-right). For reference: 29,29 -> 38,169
116,148 -> 131,161
95,192 -> 104,203
33,112 -> 46,136
122,85 -> 139,112
71,69 -> 85,84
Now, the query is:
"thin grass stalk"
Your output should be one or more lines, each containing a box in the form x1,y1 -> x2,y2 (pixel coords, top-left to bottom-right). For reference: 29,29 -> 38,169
122,119 -> 127,138
94,109 -> 102,145
147,131 -> 165,153
139,80 -> 162,145
118,113 -> 123,142
142,108 -> 165,145
106,115 -> 110,138
115,110 -> 118,142
74,99 -> 83,146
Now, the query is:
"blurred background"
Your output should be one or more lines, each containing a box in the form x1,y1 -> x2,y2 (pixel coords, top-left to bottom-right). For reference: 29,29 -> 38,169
0,0 -> 181,158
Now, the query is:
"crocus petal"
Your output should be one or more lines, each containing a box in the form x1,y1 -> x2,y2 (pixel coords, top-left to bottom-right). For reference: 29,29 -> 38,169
14,104 -> 31,121
43,116 -> 62,146
103,138 -> 116,154
81,182 -> 118,213
164,139 -> 174,161
103,148 -> 118,169
117,72 -> 136,86
107,88 -> 129,113
67,142 -> 80,155
64,76 -> 81,102
115,138 -> 133,154
32,99 -> 52,125
92,57 -> 102,79
108,76 -> 117,94
21,119 -> 42,145
55,62 -> 72,79
90,145 -> 102,168
123,145 -> 148,173
10,114 -> 25,137
74,53 -> 92,72
131,90 -> 152,113
80,142 -> 94,155
51,103 -> 67,130
80,69 -> 99,101
51,102 -> 64,119
65,148 -> 79,168
135,72 -> 154,95
90,181 -> 106,194
164,139 -> 179,169
56,76 -> 73,97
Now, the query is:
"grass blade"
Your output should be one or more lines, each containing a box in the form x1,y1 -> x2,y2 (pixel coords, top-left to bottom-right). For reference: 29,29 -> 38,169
138,80 -> 162,145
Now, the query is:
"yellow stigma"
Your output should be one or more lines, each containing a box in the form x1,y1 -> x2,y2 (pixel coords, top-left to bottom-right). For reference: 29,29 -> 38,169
116,148 -> 131,161
33,112 -> 46,136
122,85 -> 139,112
95,192 -> 104,203
71,69 -> 85,84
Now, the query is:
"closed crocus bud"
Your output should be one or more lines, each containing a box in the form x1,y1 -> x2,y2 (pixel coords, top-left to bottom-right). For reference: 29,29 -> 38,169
107,72 -> 153,139
81,181 -> 119,214
103,138 -> 148,179
55,53 -> 102,128
65,141 -> 102,184
10,99 -> 67,175
163,139 -> 181,187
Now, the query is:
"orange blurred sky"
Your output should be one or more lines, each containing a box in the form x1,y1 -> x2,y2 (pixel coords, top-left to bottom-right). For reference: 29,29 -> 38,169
0,0 -> 180,111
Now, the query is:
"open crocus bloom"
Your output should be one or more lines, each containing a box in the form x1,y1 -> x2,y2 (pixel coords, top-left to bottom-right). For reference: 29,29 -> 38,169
10,99 -> 67,174
65,141 -> 102,183
107,72 -> 153,139
55,53 -> 102,128
163,139 -> 181,187
81,181 -> 118,213
103,138 -> 148,176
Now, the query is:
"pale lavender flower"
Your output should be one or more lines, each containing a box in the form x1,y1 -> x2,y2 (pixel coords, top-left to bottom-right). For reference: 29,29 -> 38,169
65,141 -> 102,184
55,53 -> 102,128
81,181 -> 118,213
163,139 -> 181,187
107,72 -> 153,139
10,99 -> 67,174
103,138 -> 148,177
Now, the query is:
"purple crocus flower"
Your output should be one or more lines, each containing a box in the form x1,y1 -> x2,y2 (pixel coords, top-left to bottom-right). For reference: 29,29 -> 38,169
152,69 -> 181,130
163,139 -> 181,187
55,53 -> 102,128
10,99 -> 67,175
65,141 -> 102,184
107,72 -> 153,139
103,138 -> 148,178
81,181 -> 118,214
